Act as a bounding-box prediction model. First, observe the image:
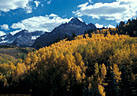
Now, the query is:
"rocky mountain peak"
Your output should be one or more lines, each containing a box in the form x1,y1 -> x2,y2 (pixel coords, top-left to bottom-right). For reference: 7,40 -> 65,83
68,17 -> 84,25
33,18 -> 97,49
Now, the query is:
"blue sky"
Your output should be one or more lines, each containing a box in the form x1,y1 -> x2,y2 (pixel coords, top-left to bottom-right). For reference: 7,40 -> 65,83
0,0 -> 137,35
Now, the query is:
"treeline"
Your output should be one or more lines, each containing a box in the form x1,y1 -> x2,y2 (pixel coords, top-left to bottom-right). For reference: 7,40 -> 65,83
116,18 -> 137,36
0,47 -> 35,60
0,33 -> 137,96
0,45 -> 15,48
85,18 -> 137,37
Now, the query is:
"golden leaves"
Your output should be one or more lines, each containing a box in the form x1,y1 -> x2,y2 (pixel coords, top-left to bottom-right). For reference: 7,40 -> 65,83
101,64 -> 107,79
12,33 -> 136,95
113,64 -> 121,82
98,84 -> 106,96
16,63 -> 27,76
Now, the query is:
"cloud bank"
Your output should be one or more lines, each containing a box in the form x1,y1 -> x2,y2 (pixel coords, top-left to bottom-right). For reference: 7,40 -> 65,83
0,0 -> 31,13
74,0 -> 137,22
11,14 -> 71,32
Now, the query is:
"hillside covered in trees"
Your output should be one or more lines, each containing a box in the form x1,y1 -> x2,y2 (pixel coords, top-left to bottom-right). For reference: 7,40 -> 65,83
1,0 -> 137,95
116,18 -> 137,37
0,33 -> 137,96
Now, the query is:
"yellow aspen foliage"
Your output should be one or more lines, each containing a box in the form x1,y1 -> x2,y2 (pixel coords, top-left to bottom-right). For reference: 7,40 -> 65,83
74,52 -> 86,71
25,56 -> 31,65
82,73 -> 86,79
113,64 -> 121,82
115,33 -> 119,38
64,53 -> 76,72
0,75 -> 8,87
75,70 -> 81,81
75,35 -> 84,40
0,63 -> 16,75
98,84 -> 106,96
0,30 -> 137,96
94,63 -> 99,76
75,52 -> 83,65
32,53 -> 39,64
85,34 -> 89,38
16,63 -> 27,76
0,74 -> 4,79
101,64 -> 107,79
8,33 -> 136,95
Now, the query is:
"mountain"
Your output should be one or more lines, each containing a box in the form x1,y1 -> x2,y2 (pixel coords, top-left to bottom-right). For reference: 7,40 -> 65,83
0,18 -> 96,48
33,17 -> 96,49
0,30 -> 45,47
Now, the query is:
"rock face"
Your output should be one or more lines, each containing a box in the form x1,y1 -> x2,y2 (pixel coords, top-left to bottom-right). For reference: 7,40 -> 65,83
0,30 -> 45,47
33,17 -> 96,49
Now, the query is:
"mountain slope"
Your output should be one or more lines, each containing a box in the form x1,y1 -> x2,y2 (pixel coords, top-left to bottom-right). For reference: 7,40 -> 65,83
0,30 -> 45,47
33,17 -> 96,49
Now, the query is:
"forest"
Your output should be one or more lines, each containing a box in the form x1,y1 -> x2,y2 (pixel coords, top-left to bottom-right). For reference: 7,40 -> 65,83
0,32 -> 137,96
0,19 -> 137,96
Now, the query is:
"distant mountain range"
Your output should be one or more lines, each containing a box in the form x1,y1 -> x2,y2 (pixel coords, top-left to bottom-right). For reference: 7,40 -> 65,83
0,17 -> 96,48
0,30 -> 45,47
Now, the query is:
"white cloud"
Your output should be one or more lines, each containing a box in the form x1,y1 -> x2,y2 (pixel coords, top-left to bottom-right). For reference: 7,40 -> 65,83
78,2 -> 89,8
0,24 -> 9,30
0,0 -> 31,13
34,1 -> 40,7
74,0 -> 137,22
0,31 -> 6,36
11,14 -> 71,32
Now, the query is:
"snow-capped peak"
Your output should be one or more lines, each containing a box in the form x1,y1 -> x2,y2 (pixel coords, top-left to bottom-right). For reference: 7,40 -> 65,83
10,30 -> 22,35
